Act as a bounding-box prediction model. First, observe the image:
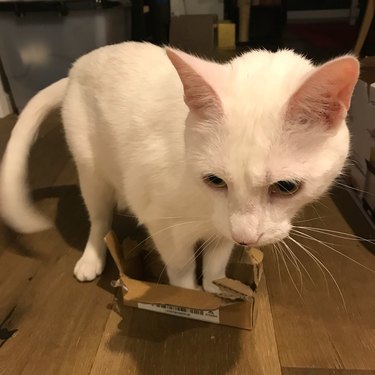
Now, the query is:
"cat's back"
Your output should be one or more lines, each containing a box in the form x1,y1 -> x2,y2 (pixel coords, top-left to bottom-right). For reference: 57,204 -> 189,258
62,41 -> 187,188
69,42 -> 176,91
65,41 -> 184,128
70,41 -> 166,74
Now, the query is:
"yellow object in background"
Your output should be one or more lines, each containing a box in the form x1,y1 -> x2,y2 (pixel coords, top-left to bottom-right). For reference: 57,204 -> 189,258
218,21 -> 236,49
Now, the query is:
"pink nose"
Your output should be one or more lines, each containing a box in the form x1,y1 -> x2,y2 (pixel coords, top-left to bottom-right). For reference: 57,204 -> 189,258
232,233 -> 263,247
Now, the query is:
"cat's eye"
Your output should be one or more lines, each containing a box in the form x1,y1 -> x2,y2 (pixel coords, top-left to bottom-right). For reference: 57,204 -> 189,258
203,174 -> 227,189
269,180 -> 301,196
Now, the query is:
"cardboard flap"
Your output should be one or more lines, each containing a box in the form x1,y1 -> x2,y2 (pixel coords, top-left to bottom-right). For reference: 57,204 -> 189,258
120,275 -> 223,310
226,246 -> 263,288
105,231 -> 223,310
248,247 -> 264,264
213,277 -> 254,301
250,248 -> 264,286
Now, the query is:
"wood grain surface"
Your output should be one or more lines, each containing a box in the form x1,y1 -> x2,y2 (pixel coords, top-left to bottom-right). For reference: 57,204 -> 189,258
0,113 -> 374,374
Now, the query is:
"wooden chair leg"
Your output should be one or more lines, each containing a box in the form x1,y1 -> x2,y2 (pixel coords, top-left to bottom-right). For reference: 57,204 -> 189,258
238,0 -> 252,43
354,0 -> 375,55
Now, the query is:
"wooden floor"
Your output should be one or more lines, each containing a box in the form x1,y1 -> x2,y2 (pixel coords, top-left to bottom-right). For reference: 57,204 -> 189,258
0,113 -> 374,375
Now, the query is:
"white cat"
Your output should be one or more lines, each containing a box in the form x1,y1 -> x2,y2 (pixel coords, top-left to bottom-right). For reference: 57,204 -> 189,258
0,42 -> 359,293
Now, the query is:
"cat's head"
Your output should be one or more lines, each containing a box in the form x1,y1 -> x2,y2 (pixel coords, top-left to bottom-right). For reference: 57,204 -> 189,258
166,48 -> 359,247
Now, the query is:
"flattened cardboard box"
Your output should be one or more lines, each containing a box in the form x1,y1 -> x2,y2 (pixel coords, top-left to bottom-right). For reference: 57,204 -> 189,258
105,231 -> 264,330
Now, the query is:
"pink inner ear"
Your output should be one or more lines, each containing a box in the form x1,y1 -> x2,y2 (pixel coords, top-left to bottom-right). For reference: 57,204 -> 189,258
166,49 -> 223,120
287,56 -> 359,127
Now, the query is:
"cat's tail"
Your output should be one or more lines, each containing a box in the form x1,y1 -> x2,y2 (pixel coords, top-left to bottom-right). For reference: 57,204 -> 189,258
0,78 -> 68,233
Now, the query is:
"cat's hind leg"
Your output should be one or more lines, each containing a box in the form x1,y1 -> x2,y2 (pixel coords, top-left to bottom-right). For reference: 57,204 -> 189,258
74,165 -> 114,281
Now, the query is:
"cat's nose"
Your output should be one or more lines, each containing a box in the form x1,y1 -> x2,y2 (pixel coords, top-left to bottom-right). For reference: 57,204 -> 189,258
233,233 -> 263,247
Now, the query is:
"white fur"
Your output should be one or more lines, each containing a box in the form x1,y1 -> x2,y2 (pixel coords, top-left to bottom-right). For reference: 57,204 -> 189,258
0,78 -> 67,232
0,42 -> 357,290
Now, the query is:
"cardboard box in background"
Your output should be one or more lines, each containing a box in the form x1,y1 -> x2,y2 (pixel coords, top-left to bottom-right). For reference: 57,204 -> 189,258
169,14 -> 218,56
170,0 -> 224,20
346,57 -> 375,225
105,231 -> 264,330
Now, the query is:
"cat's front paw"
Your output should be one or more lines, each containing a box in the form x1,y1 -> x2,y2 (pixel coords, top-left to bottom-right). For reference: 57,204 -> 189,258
74,254 -> 105,282
203,279 -> 237,299
203,279 -> 222,295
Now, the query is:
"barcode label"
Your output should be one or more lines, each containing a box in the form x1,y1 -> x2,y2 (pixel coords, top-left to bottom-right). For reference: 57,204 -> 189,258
137,303 -> 220,323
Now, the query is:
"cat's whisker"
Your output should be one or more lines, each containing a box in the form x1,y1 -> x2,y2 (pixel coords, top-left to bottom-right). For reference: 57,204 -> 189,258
312,200 -> 329,210
334,180 -> 375,196
287,236 -> 347,310
282,239 -> 314,285
294,225 -> 375,244
127,220 -> 207,256
144,221 -> 206,260
198,234 -> 220,259
198,235 -> 221,283
156,262 -> 168,286
183,234 -> 218,271
291,229 -> 375,273
300,238 -> 330,294
287,235 -> 329,291
310,202 -> 328,223
274,242 -> 296,290
293,216 -> 329,224
154,231 -> 215,285
276,242 -> 304,299
271,245 -> 278,265
156,233 -> 219,287
280,240 -> 304,291
143,245 -> 158,259
272,244 -> 282,282
291,229 -> 342,247
143,228 -> 203,259
156,262 -> 167,285
295,225 -> 363,239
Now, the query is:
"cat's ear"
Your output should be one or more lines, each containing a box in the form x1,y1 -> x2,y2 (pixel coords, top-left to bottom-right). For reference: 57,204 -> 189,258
286,56 -> 359,128
166,48 -> 223,120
